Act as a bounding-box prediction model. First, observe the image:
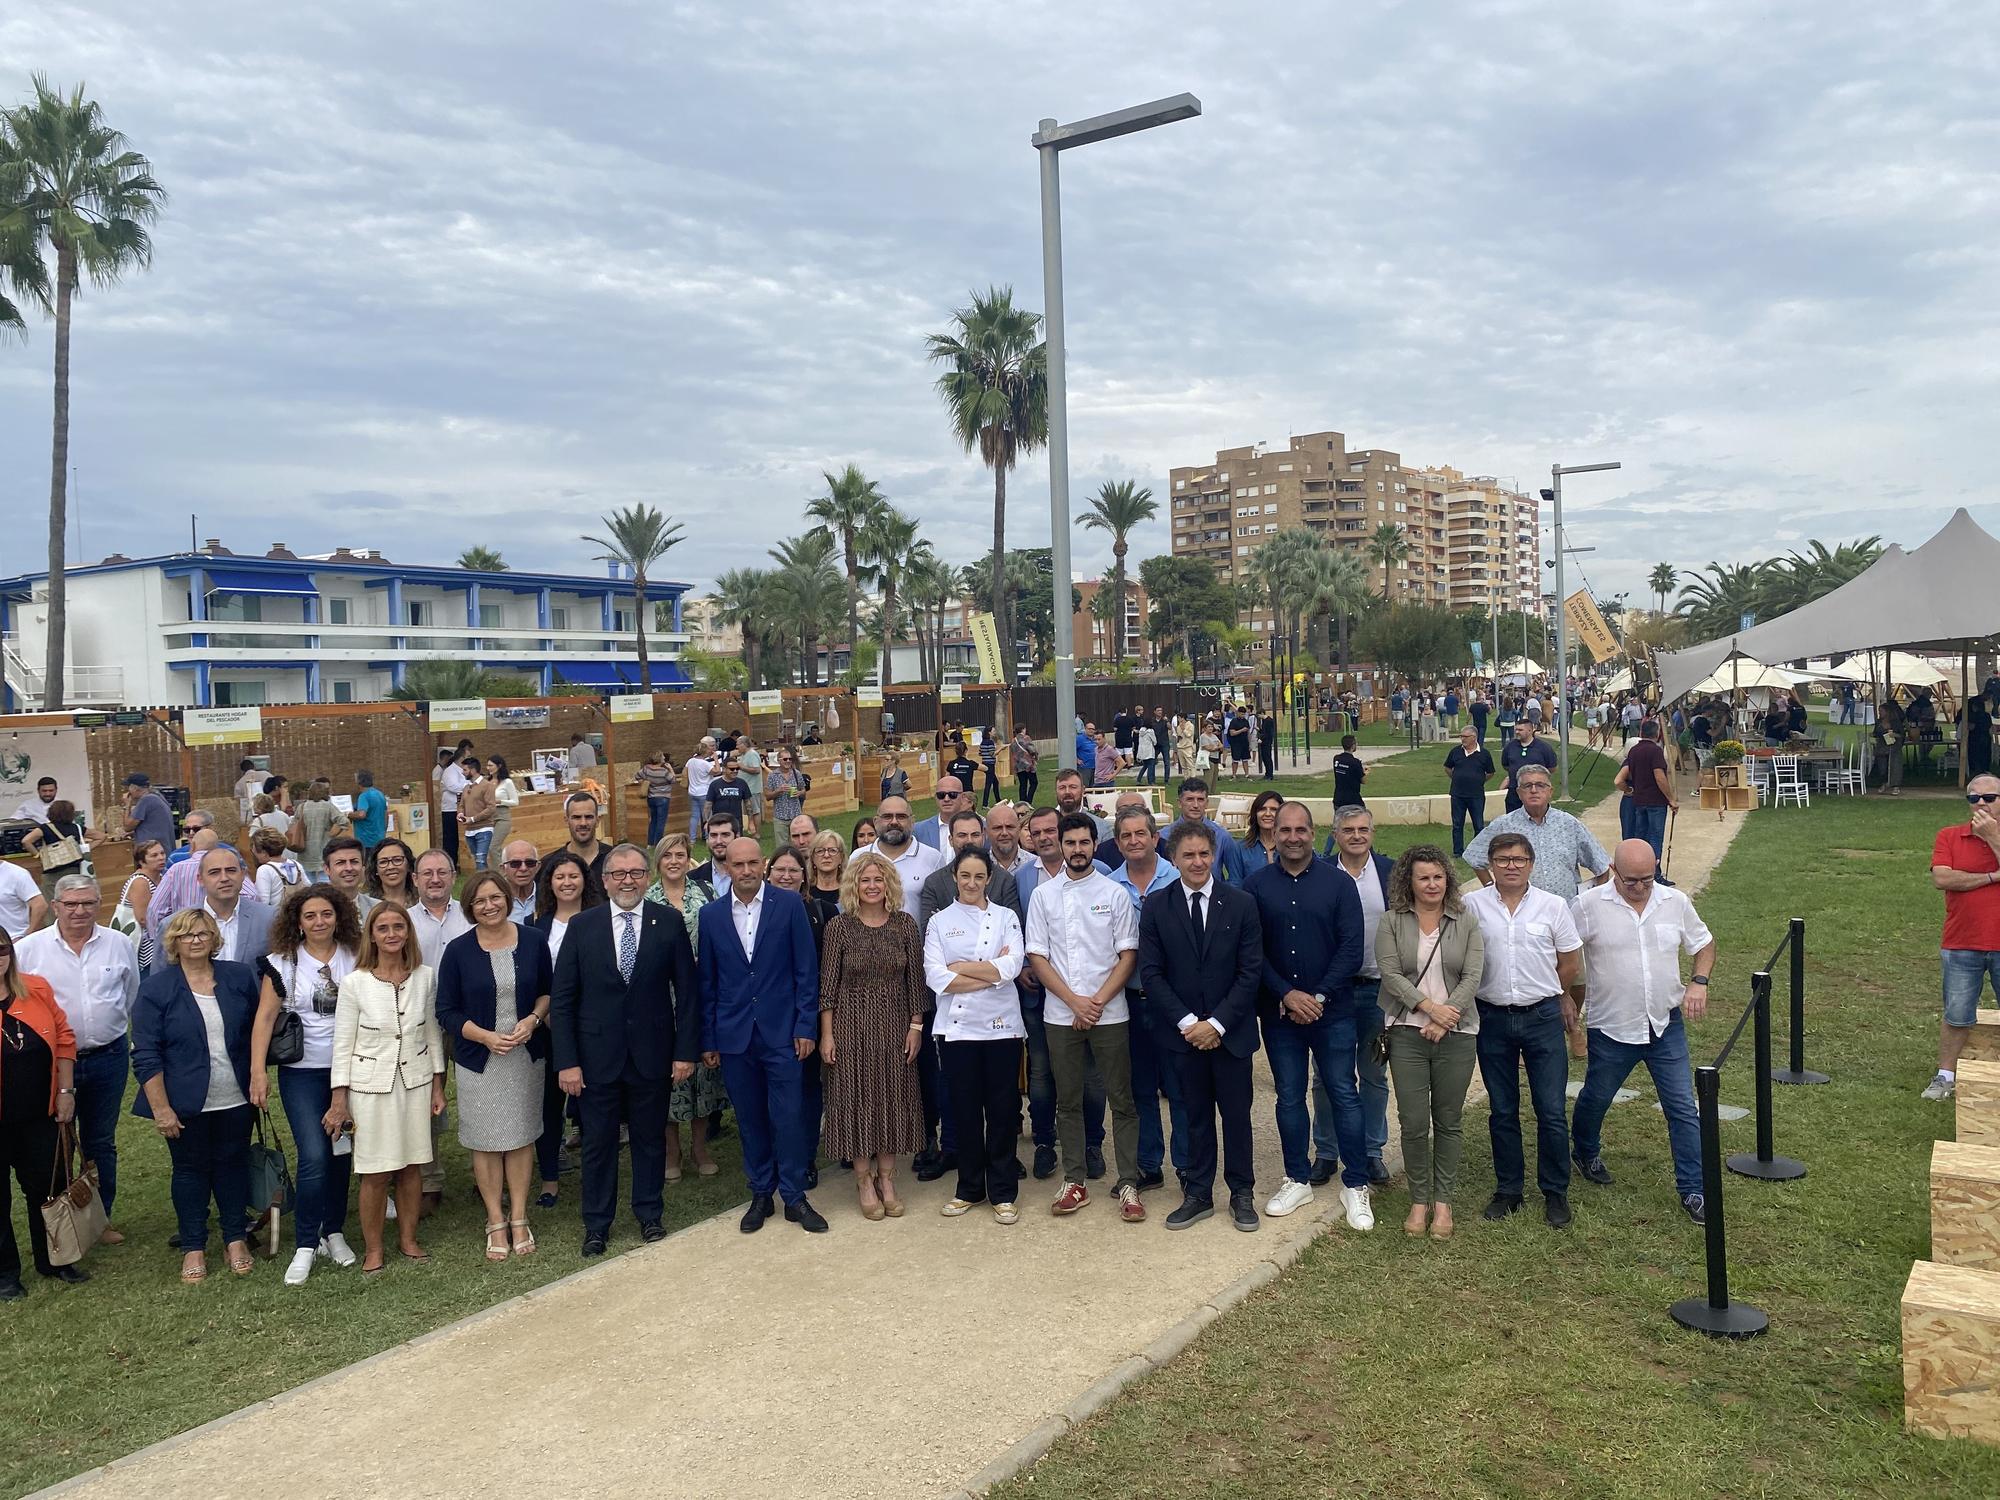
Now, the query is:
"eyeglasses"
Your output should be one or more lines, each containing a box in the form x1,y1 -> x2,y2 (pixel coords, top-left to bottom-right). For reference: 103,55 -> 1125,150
605,868 -> 649,883
1969,794 -> 2000,805
1615,873 -> 1656,887
502,858 -> 540,868
1490,856 -> 1532,867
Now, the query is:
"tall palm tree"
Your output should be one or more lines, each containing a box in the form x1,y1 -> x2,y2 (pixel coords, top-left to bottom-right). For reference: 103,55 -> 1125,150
457,546 -> 509,572
582,503 -> 683,691
1305,544 -> 1371,666
858,506 -> 920,686
903,547 -> 956,684
927,286 -> 1047,685
1647,562 -> 1677,617
805,463 -> 888,660
1077,479 -> 1157,663
714,567 -> 774,687
1674,561 -> 1769,641
1,77 -> 166,708
1366,521 -> 1409,601
767,532 -> 844,686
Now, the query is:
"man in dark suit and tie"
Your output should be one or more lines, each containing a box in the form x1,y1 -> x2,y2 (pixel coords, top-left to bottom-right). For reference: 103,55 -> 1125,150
551,842 -> 701,1257
698,837 -> 826,1233
1138,820 -> 1265,1231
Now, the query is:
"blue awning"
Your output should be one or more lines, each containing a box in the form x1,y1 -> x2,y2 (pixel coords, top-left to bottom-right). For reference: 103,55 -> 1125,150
204,567 -> 319,597
545,660 -> 689,689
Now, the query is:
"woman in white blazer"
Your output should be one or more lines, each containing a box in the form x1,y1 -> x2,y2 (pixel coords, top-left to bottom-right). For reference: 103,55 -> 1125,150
327,901 -> 444,1274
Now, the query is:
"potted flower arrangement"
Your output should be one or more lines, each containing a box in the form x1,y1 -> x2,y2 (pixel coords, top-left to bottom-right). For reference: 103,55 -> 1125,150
1712,739 -> 1746,766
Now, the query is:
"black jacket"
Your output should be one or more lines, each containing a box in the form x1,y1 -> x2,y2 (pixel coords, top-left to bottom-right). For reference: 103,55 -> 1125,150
1137,882 -> 1263,1060
549,900 -> 700,1083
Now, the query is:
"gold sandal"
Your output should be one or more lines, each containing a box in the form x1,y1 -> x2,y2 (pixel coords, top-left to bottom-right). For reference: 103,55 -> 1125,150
485,1223 -> 511,1262
509,1219 -> 537,1256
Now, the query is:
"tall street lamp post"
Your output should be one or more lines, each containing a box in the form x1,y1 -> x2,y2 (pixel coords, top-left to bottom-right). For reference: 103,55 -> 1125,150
1549,459 -> 1621,800
1035,93 -> 1202,769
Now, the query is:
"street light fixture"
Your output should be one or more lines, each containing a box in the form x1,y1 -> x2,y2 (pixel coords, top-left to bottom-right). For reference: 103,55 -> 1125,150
1549,459 -> 1621,800
1035,93 -> 1202,769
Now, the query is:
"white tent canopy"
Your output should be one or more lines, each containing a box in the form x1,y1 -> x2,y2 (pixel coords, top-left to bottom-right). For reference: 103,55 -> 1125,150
1656,509 -> 2000,703
1809,652 -> 1947,688
1496,656 -> 1542,677
1602,667 -> 1635,693
1688,658 -> 1810,695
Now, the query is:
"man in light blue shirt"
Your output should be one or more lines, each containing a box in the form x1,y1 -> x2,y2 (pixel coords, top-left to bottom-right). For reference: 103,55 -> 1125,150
1171,778 -> 1247,883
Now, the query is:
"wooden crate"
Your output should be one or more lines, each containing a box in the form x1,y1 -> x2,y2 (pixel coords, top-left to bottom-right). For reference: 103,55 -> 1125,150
1960,1061 -> 2000,1150
1932,1141 -> 2000,1271
1724,786 -> 1756,811
1904,1259 -> 2000,1444
1963,1010 -> 2000,1064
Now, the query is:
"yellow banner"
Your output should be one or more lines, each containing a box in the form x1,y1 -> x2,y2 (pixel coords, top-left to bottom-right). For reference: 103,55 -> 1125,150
1563,590 -> 1621,663
747,690 -> 783,714
856,685 -> 883,709
940,683 -> 963,704
427,697 -> 487,733
607,694 -> 653,723
183,706 -> 262,747
969,612 -> 1004,685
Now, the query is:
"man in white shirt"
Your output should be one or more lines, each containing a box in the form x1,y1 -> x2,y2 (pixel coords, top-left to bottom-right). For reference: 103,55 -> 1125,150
1465,831 -> 1584,1229
196,846 -> 274,964
0,858 -> 48,938
1027,811 -> 1143,1222
736,734 -> 764,836
851,797 -> 947,888
1015,805 -> 1105,1179
438,751 -> 469,870
12,775 -> 65,825
499,839 -> 542,922
1569,839 -> 1717,1224
18,874 -> 140,1241
685,738 -> 718,840
233,760 -> 266,828
409,847 -> 470,1206
568,733 -> 599,772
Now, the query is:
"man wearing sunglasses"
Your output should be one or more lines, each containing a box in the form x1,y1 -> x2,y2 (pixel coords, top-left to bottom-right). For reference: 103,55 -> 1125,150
499,840 -> 543,922
1923,776 -> 2000,1100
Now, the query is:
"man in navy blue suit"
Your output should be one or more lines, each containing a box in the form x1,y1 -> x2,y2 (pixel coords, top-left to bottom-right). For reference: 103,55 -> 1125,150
699,837 -> 826,1234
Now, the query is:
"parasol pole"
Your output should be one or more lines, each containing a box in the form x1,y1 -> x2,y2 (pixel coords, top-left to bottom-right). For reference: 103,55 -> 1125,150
1964,641 -> 1972,790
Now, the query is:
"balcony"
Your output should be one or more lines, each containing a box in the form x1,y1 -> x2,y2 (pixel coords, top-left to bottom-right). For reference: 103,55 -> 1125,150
158,618 -> 689,667
2,634 -> 126,707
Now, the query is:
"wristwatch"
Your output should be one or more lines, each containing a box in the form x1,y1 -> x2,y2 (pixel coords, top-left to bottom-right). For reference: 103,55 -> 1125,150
1689,975 -> 1710,986
58,1086 -> 76,1096
1312,993 -> 1327,1007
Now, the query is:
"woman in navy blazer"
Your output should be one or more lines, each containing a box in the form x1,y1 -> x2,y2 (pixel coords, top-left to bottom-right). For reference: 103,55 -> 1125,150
132,908 -> 262,1281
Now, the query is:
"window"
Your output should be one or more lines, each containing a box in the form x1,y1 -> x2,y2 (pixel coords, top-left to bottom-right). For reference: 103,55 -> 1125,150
327,598 -> 351,625
1175,479 -> 1185,490
1264,503 -> 1278,514
208,593 -> 263,624
1217,472 -> 1229,482
1277,463 -> 1293,472
1263,484 -> 1278,495
1376,481 -> 1385,490
478,603 -> 504,628
331,680 -> 355,704
615,608 -> 635,633
405,600 -> 430,627
550,607 -> 570,631
1237,545 -> 1251,556
213,680 -> 267,707
1263,523 -> 1278,533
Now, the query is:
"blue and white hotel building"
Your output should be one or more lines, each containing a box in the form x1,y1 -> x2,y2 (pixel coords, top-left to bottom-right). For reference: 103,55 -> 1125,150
1,540 -> 691,710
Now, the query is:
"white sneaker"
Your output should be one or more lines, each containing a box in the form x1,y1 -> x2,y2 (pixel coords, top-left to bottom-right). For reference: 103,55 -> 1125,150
320,1233 -> 358,1267
1265,1178 -> 1315,1217
283,1247 -> 316,1286
1921,1072 -> 1956,1101
1342,1185 -> 1375,1232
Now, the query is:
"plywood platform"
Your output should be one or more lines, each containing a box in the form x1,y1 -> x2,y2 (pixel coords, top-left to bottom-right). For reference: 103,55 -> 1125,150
1959,1061 -> 2000,1150
1932,1141 -> 2000,1271
1904,1259 -> 2000,1445
1961,1009 -> 2000,1064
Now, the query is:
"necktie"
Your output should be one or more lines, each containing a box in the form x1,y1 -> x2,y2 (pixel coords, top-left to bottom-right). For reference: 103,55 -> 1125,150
1190,890 -> 1206,951
618,911 -> 637,983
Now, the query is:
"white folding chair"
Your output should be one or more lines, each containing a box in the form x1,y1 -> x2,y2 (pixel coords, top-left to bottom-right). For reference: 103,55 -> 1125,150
1823,741 -> 1864,796
1746,756 -> 1773,806
1772,754 -> 1810,808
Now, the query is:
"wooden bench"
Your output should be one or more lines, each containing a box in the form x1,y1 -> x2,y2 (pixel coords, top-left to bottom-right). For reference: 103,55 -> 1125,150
1904,1259 -> 2000,1445
1932,1141 -> 2000,1272
1960,1061 -> 2000,1151
1962,1009 -> 2000,1064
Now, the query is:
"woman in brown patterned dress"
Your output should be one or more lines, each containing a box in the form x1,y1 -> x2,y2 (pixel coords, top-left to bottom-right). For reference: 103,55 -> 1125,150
818,850 -> 926,1221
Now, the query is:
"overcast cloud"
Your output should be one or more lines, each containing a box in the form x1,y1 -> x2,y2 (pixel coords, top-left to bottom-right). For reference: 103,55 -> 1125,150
3,1 -> 1996,609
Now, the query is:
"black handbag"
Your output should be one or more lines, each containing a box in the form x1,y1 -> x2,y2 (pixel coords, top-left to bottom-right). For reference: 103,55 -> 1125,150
266,957 -> 306,1065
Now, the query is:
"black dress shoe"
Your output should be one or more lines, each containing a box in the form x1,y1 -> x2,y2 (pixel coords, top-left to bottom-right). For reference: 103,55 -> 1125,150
639,1219 -> 667,1243
784,1197 -> 829,1233
1229,1193 -> 1260,1232
40,1264 -> 88,1284
580,1234 -> 608,1258
1482,1192 -> 1524,1222
1163,1197 -> 1214,1230
805,1164 -> 820,1191
1366,1156 -> 1391,1186
911,1146 -> 939,1175
1033,1144 -> 1058,1180
1573,1153 -> 1615,1187
915,1151 -> 956,1183
1135,1168 -> 1166,1191
1085,1147 -> 1106,1181
1307,1158 -> 1337,1187
740,1194 -> 775,1234
1544,1193 -> 1573,1229
0,1277 -> 23,1301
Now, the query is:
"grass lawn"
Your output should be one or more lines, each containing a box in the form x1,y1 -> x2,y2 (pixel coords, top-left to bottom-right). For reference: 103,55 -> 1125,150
992,796 -> 2000,1500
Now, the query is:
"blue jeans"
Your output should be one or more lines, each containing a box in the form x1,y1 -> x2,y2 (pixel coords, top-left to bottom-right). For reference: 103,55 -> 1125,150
1022,995 -> 1102,1151
686,795 -> 707,840
1128,997 -> 1189,1181
73,1035 -> 129,1217
1313,983 -> 1389,1164
1941,948 -> 2000,1027
1571,1011 -> 1702,1198
276,1066 -> 351,1249
1266,1006 -> 1367,1189
1630,803 -> 1668,865
1475,998 -> 1572,1197
646,799 -> 672,848
466,829 -> 493,870
1617,794 -> 1635,841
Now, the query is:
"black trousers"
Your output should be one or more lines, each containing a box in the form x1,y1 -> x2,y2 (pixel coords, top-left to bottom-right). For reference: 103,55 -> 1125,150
942,1037 -> 1023,1206
578,1064 -> 669,1236
1015,771 -> 1039,805
1450,791 -> 1486,856
440,810 -> 462,868
1168,1046 -> 1255,1202
0,1116 -> 59,1280
1260,742 -> 1277,778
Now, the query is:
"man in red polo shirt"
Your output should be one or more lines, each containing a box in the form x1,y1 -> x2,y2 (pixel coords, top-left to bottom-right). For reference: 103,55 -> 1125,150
1926,774 -> 2000,1099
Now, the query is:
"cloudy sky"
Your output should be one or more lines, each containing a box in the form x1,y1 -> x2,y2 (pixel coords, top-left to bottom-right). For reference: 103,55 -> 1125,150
3,1 -> 1995,609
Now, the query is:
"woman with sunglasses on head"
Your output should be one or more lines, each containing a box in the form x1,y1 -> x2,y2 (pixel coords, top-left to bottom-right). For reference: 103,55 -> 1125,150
0,927 -> 79,1299
249,884 -> 362,1284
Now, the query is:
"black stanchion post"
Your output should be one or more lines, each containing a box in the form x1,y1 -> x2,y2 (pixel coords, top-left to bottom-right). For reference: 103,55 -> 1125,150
1772,915 -> 1830,1085
1730,972 -> 1806,1181
1672,1065 -> 1769,1339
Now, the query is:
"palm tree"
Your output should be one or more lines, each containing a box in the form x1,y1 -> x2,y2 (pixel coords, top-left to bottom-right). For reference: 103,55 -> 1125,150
1077,480 -> 1156,663
767,532 -> 844,685
805,463 -> 888,661
1647,562 -> 1677,617
713,567 -> 774,687
390,658 -> 537,701
1366,521 -> 1409,600
1,77 -> 166,708
1305,544 -> 1371,666
457,546 -> 509,572
1674,561 -> 1769,640
858,506 -> 920,686
581,503 -> 683,691
927,286 -> 1047,686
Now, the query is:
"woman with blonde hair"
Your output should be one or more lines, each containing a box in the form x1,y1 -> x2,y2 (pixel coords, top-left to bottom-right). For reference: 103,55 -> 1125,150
112,837 -> 167,973
249,827 -> 305,907
818,850 -> 926,1220
807,827 -> 847,908
1377,844 -> 1485,1240
289,778 -> 346,877
326,902 -> 445,1273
